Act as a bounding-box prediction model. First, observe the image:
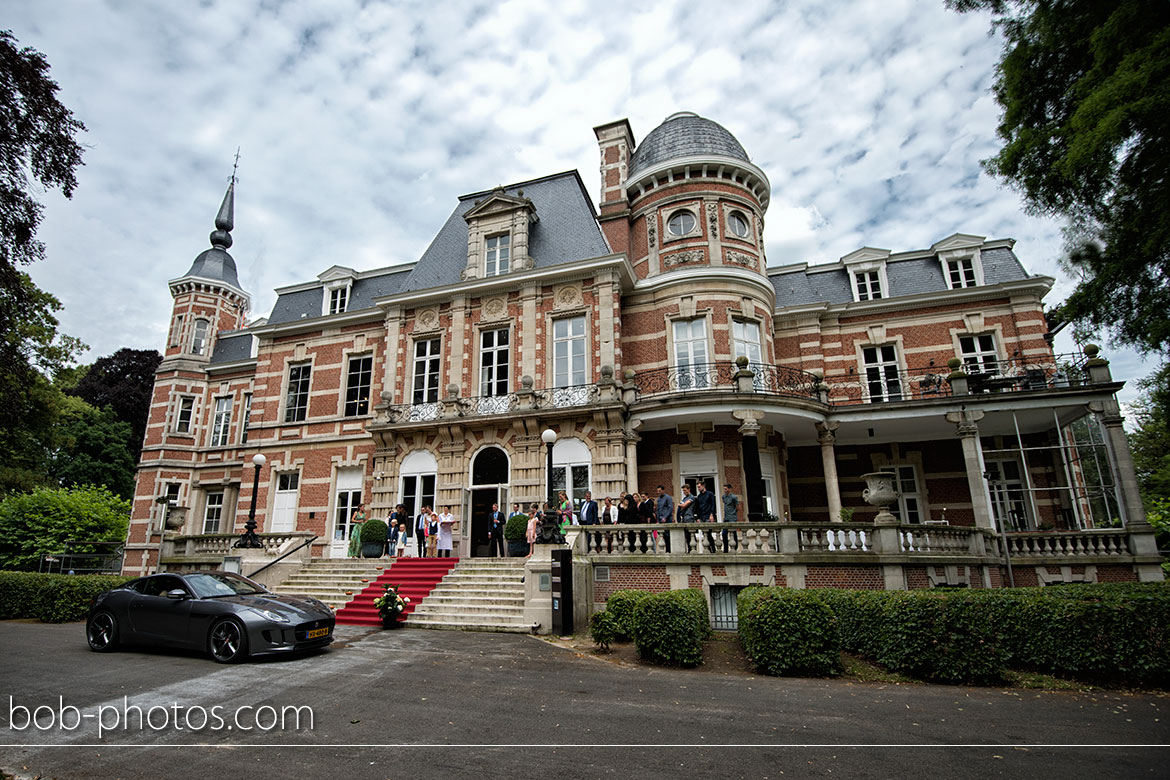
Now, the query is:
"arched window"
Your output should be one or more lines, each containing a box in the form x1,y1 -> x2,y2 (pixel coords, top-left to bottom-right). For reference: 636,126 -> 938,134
551,437 -> 592,511
400,450 -> 438,519
190,318 -> 210,356
472,446 -> 509,485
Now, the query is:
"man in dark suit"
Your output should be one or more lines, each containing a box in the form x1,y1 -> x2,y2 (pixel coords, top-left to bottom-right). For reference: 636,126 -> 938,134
656,485 -> 674,553
694,482 -> 718,552
486,502 -> 506,557
415,507 -> 429,557
579,491 -> 599,551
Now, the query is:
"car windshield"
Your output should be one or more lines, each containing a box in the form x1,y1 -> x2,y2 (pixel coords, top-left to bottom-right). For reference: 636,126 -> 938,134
184,572 -> 267,598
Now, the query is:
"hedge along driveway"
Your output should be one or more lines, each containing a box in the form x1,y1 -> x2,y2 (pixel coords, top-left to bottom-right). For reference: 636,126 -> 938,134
0,571 -> 131,623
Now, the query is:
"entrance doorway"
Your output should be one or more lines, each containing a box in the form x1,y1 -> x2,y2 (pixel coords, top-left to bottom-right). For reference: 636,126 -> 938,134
469,447 -> 509,557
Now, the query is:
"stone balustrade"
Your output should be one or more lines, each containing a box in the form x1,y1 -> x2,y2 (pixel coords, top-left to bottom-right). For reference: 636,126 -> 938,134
1005,529 -> 1131,559
172,531 -> 315,558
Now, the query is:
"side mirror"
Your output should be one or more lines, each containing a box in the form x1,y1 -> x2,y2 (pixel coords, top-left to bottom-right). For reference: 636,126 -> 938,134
164,589 -> 189,600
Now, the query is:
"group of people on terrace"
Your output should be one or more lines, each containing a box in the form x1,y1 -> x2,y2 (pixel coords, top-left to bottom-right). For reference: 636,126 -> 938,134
346,503 -> 456,559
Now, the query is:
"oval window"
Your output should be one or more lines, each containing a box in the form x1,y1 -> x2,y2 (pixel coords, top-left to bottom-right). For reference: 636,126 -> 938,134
727,211 -> 750,238
667,210 -> 697,236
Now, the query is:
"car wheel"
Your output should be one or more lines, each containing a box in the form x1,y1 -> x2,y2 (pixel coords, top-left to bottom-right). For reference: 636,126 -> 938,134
208,618 -> 249,663
86,611 -> 119,652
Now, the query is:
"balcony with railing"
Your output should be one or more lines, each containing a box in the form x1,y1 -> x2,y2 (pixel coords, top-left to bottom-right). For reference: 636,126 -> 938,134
377,379 -> 610,426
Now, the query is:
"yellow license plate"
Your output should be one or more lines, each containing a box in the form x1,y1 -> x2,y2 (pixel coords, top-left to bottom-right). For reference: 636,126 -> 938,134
306,627 -> 330,639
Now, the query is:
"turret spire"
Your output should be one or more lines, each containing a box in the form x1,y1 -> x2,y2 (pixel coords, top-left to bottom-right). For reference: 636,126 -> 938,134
209,155 -> 236,250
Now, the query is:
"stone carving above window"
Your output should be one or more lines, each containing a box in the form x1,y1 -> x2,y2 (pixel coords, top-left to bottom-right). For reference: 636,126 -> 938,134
726,251 -> 756,269
555,285 -> 582,309
663,250 -> 705,267
416,308 -> 440,331
483,297 -> 508,321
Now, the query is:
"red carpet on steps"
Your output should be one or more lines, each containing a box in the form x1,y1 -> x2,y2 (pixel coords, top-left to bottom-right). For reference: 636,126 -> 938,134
334,558 -> 459,626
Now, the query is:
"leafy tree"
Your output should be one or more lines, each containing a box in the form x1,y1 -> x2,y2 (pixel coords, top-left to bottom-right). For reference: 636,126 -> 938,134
0,485 -> 129,571
949,1 -> 1170,355
71,348 -> 161,461
1130,365 -> 1170,504
0,30 -> 87,483
49,395 -> 136,499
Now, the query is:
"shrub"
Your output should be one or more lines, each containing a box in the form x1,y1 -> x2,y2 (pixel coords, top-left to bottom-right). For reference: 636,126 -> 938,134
590,610 -> 619,652
873,591 -> 1007,684
737,588 -> 841,677
632,588 -> 710,666
0,485 -> 130,571
605,589 -> 652,640
0,571 -> 132,622
360,518 -> 388,545
505,513 -> 529,541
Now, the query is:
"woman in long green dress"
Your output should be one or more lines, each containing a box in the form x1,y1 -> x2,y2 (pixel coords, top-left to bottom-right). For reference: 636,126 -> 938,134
347,504 -> 367,557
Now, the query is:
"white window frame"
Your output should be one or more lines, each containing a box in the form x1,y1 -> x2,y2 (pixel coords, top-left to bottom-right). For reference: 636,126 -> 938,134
202,492 -> 224,534
344,353 -> 373,417
170,315 -> 184,349
400,450 -> 439,521
726,210 -> 752,239
175,396 -> 195,434
731,318 -> 763,366
210,396 -> 232,447
672,317 -> 710,390
552,316 -> 587,388
861,344 -> 903,402
285,362 -> 311,423
852,269 -> 884,302
958,333 -> 1000,375
484,233 -> 511,276
190,318 -> 210,356
882,465 -> 923,523
239,392 -> 252,443
939,249 -> 984,290
661,204 -> 702,243
479,327 -> 510,398
551,438 -> 592,513
412,337 -> 442,405
328,286 -> 349,315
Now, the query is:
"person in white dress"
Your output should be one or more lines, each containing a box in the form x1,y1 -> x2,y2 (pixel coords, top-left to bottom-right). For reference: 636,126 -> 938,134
436,508 -> 456,558
395,523 -> 410,557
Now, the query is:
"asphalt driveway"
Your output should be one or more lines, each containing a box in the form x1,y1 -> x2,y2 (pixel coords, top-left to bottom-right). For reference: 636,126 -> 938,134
0,621 -> 1166,779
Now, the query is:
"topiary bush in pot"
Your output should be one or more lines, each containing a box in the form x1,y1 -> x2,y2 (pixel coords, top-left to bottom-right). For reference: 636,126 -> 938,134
360,518 -> 388,557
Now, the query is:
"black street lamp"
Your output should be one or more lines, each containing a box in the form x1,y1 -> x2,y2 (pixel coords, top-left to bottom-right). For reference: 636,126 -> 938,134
539,428 -> 564,544
234,453 -> 267,549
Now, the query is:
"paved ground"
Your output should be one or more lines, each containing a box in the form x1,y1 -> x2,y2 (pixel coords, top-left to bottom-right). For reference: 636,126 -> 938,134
0,621 -> 1166,779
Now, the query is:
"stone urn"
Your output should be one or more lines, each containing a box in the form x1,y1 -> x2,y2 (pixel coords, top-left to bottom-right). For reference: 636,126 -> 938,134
860,472 -> 899,525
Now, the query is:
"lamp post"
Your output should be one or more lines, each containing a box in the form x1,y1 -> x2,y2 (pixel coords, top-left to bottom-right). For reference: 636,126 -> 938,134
539,428 -> 564,544
234,453 -> 267,549
153,495 -> 172,574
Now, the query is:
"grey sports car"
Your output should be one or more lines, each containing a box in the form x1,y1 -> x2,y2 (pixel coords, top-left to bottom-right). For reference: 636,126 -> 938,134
85,571 -> 335,663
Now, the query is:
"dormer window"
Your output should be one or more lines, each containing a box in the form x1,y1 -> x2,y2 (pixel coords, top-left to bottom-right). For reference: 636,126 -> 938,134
485,233 -> 510,276
328,286 -> 349,314
932,234 -> 986,290
317,266 -> 358,317
853,270 -> 883,301
190,318 -> 210,355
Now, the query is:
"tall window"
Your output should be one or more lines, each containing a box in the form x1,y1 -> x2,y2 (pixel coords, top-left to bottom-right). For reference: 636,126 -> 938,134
412,338 -> 441,404
480,329 -> 509,397
190,319 -> 210,356
328,286 -> 349,315
485,234 -> 510,276
673,318 -> 709,389
170,315 -> 184,348
862,344 -> 902,402
175,396 -> 195,433
882,466 -> 923,523
239,393 -> 252,443
986,459 -> 1031,531
285,363 -> 311,422
553,317 -> 586,388
210,396 -> 232,447
202,492 -> 224,534
854,270 -> 883,301
959,334 -> 999,375
400,473 -> 437,521
344,354 -> 373,416
732,319 -> 763,365
946,257 -> 978,289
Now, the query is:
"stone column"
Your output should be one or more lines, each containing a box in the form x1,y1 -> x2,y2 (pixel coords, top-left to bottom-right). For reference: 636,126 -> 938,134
815,421 -> 842,522
734,410 -> 766,522
945,408 -> 995,530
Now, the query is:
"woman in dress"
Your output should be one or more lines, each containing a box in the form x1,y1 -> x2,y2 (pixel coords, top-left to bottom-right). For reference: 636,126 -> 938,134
436,507 -> 455,558
395,522 -> 409,557
526,503 -> 541,556
558,490 -> 573,535
347,503 -> 367,558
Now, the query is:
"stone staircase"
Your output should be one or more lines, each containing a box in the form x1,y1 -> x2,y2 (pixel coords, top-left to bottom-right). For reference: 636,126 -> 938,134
333,557 -> 460,627
407,558 -> 534,633
268,558 -> 390,611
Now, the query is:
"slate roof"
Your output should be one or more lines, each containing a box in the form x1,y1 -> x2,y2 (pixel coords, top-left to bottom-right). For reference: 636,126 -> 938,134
266,266 -> 413,325
182,247 -> 241,289
628,112 -> 751,178
208,331 -> 253,365
768,245 -> 1033,307
396,170 -> 609,293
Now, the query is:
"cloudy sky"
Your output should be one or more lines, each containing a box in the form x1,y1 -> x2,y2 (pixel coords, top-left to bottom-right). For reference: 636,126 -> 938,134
9,0 -> 1156,401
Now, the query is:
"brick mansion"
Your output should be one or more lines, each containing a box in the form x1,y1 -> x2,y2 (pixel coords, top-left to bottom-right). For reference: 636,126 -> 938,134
124,111 -> 1163,604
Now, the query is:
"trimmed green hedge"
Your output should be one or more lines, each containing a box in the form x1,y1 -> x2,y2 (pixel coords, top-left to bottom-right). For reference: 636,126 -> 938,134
793,583 -> 1170,686
633,588 -> 710,667
605,589 -> 652,641
0,571 -> 132,623
737,587 -> 841,677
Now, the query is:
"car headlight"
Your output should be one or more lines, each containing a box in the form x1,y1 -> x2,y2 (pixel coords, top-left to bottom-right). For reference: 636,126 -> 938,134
248,608 -> 290,623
